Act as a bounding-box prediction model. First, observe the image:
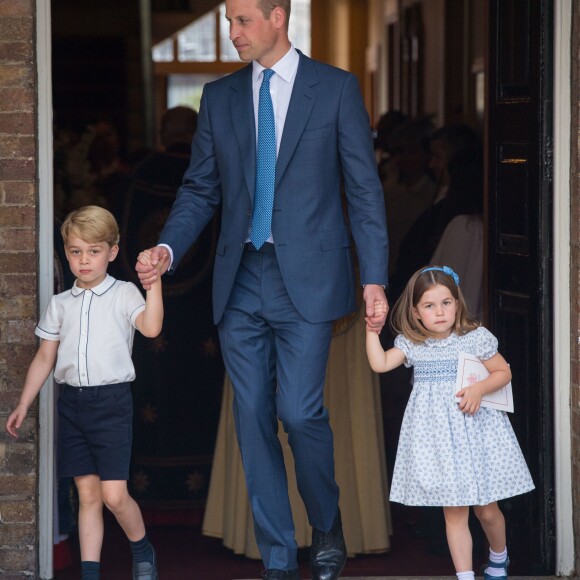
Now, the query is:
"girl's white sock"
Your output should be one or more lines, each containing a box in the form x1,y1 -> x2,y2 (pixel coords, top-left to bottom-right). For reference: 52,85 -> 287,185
489,546 -> 508,562
485,546 -> 509,576
456,572 -> 475,580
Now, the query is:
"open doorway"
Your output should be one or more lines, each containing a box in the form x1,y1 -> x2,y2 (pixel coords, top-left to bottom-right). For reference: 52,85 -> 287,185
38,0 -> 572,576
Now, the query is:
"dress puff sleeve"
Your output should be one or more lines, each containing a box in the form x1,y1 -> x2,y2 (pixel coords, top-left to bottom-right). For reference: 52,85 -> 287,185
394,334 -> 413,367
473,326 -> 499,360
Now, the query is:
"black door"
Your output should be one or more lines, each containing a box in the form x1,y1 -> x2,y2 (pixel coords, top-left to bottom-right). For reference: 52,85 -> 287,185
486,0 -> 554,573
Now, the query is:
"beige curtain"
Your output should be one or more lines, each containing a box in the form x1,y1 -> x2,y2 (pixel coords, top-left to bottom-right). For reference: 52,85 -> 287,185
202,307 -> 392,558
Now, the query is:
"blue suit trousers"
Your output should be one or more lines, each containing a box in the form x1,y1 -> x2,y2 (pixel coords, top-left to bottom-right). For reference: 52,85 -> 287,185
218,243 -> 339,570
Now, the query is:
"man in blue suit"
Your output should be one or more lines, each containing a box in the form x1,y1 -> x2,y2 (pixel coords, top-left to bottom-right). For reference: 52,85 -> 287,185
136,1 -> 389,578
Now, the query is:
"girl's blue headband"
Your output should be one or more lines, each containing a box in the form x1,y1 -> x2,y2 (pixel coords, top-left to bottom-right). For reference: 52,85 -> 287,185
421,266 -> 460,286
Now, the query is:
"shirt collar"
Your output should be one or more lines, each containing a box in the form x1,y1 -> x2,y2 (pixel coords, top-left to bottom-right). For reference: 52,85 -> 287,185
71,273 -> 116,296
252,44 -> 299,85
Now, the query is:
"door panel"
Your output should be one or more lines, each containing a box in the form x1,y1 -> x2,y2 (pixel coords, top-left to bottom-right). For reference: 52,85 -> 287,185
487,0 -> 554,573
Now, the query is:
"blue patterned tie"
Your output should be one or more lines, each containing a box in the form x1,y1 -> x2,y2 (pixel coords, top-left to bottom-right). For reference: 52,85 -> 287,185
250,69 -> 276,250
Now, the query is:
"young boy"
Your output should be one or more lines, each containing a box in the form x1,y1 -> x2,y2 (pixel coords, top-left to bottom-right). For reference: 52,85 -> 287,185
5,206 -> 164,580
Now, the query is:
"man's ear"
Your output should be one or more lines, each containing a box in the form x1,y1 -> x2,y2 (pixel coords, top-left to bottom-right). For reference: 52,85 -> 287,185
271,6 -> 286,29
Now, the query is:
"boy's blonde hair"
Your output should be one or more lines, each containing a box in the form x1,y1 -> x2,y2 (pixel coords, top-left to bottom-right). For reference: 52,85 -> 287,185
390,265 -> 479,343
61,205 -> 120,247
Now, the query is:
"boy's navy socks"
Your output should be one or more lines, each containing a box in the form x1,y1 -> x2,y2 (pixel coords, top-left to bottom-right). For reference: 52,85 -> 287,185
81,561 -> 100,579
130,534 -> 154,564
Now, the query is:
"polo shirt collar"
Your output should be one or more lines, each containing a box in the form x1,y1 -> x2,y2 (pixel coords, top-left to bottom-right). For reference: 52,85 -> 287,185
71,273 -> 116,296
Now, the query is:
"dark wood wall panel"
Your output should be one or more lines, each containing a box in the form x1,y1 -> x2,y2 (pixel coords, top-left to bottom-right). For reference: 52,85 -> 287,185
497,0 -> 531,97
498,145 -> 530,246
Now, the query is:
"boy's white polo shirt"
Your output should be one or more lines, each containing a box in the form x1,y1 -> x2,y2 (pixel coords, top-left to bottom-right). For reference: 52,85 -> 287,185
35,274 -> 146,387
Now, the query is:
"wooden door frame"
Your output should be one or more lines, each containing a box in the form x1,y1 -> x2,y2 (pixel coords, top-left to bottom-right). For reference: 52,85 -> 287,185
485,0 -> 572,572
553,0 -> 573,574
37,0 -> 55,577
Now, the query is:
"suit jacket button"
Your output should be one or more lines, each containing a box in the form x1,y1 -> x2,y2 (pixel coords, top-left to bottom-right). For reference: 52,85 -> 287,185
247,209 -> 251,216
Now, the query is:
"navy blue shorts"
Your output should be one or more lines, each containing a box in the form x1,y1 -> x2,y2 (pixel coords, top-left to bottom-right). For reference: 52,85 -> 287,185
57,383 -> 133,481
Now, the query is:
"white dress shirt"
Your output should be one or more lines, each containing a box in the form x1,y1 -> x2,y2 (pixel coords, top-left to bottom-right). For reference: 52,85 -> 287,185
35,274 -> 146,387
252,44 -> 299,156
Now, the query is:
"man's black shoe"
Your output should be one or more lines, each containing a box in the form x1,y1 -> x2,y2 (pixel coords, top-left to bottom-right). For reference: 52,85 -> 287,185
261,568 -> 301,579
310,510 -> 347,580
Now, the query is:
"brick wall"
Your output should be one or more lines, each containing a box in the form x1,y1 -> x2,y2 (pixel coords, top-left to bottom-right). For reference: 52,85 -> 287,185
0,0 -> 39,577
573,0 -> 580,574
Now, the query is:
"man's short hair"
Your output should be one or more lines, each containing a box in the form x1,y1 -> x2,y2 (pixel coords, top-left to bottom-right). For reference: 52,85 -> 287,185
258,0 -> 291,27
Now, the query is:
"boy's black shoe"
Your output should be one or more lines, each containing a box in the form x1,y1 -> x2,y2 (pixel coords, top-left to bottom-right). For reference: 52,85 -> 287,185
132,547 -> 158,580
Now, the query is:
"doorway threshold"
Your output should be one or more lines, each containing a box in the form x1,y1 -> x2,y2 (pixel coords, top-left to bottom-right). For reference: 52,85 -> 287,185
235,577 -> 575,580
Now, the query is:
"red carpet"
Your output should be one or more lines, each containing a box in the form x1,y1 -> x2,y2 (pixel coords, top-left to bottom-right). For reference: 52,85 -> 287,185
54,504 -> 483,579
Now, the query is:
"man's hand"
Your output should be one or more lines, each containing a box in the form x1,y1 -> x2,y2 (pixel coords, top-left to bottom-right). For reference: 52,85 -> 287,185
363,284 -> 389,334
135,246 -> 170,290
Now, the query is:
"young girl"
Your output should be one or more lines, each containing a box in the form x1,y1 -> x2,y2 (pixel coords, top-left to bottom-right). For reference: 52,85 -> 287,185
366,265 -> 534,580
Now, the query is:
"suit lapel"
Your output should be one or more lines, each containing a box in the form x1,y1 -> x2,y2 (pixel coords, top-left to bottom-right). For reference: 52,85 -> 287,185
228,55 -> 319,201
230,65 -> 256,203
276,53 -> 318,187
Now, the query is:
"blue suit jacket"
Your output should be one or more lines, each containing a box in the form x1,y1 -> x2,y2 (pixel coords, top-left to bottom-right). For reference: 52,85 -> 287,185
159,51 -> 389,324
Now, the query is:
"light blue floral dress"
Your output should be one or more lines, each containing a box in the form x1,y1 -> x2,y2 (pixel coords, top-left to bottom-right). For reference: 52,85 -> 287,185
390,326 -> 534,506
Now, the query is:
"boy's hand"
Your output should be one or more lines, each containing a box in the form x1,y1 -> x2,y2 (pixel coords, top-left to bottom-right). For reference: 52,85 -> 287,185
5,405 -> 28,439
135,246 -> 169,290
137,249 -> 160,268
138,251 -> 166,290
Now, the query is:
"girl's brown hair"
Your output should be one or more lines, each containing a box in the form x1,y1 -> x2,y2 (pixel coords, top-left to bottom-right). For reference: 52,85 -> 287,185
61,205 -> 120,247
390,266 -> 479,342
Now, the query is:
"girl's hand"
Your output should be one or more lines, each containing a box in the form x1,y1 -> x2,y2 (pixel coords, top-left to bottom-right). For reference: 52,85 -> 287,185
366,300 -> 387,332
365,298 -> 388,333
5,404 -> 28,439
363,285 -> 389,334
456,352 -> 512,415
373,300 -> 388,318
455,384 -> 483,415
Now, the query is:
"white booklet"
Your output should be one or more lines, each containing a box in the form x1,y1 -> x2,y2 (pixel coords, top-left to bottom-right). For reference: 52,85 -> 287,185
454,352 -> 514,413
